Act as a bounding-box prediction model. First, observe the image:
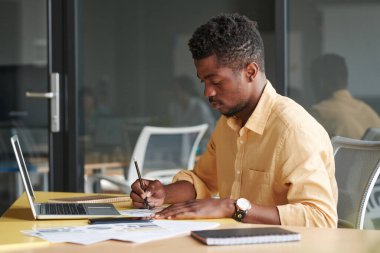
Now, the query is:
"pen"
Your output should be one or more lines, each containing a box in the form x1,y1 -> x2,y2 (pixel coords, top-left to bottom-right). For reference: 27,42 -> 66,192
134,158 -> 149,209
88,217 -> 153,225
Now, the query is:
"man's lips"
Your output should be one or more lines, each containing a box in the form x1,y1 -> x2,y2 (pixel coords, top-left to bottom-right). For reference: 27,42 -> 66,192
209,98 -> 222,109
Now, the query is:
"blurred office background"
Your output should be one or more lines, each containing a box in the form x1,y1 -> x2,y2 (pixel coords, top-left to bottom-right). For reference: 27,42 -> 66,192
0,0 -> 379,215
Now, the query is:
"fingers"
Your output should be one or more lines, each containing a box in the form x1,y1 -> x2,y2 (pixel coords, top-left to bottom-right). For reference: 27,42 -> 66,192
154,201 -> 197,219
145,180 -> 163,193
131,194 -> 161,209
142,179 -> 151,190
131,179 -> 149,194
153,199 -> 227,220
145,180 -> 166,200
155,211 -> 198,220
130,191 -> 146,208
130,179 -> 150,209
130,179 -> 166,209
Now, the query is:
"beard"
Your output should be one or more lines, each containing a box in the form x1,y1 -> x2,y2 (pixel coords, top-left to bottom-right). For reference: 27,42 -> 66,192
209,97 -> 247,118
223,102 -> 247,117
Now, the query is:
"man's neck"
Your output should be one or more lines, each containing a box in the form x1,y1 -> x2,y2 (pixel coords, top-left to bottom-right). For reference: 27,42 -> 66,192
237,78 -> 267,126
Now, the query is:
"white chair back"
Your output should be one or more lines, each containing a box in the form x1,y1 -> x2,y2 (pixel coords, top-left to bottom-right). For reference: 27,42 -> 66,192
127,124 -> 208,186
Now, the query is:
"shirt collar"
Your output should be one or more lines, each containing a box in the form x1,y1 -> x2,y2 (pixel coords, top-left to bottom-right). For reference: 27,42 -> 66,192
226,80 -> 277,135
332,89 -> 352,99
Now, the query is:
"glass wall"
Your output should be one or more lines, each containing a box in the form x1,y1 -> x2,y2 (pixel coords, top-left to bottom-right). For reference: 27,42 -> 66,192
76,0 -> 276,193
0,0 -> 49,214
287,0 -> 380,230
287,0 -> 380,140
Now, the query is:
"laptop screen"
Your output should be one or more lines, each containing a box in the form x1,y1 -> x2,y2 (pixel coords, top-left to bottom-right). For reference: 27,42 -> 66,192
11,135 -> 37,218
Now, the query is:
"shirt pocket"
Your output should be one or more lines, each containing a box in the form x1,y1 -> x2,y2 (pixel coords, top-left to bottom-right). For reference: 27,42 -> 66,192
245,169 -> 269,184
241,169 -> 270,204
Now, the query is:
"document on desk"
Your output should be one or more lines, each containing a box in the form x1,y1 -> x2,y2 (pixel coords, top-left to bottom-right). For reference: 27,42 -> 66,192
21,220 -> 219,245
120,207 -> 164,217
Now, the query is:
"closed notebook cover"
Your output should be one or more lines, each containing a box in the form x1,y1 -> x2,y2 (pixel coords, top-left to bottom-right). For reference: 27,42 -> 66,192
48,195 -> 131,204
191,227 -> 300,246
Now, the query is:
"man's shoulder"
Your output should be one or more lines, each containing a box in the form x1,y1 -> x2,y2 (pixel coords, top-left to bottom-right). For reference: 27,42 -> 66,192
271,95 -> 316,128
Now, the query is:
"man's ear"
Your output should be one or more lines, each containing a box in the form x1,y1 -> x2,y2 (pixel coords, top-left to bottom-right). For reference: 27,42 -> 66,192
245,62 -> 259,81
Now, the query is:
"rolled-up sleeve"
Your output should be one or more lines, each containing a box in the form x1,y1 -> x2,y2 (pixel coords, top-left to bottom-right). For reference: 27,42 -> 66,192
276,125 -> 338,228
172,170 -> 212,199
173,134 -> 219,199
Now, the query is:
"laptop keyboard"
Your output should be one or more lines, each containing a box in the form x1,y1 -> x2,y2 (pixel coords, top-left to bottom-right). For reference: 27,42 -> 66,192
41,203 -> 87,215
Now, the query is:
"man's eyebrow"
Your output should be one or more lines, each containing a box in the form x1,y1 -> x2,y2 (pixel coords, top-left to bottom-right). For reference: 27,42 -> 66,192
197,73 -> 216,81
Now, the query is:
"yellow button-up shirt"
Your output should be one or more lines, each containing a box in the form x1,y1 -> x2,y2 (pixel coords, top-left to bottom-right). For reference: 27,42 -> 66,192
173,81 -> 338,228
310,89 -> 380,139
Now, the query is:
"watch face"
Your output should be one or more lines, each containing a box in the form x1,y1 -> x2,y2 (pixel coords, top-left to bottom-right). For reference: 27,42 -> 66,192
236,198 -> 251,211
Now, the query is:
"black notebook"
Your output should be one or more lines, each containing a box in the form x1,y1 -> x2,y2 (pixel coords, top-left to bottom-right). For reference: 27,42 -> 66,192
191,227 -> 300,246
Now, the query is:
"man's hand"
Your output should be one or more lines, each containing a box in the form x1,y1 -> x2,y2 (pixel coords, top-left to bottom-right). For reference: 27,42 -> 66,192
153,198 -> 235,219
130,179 -> 166,209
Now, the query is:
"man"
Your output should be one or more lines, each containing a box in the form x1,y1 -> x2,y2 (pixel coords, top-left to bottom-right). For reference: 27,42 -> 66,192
131,13 -> 338,227
310,53 -> 380,139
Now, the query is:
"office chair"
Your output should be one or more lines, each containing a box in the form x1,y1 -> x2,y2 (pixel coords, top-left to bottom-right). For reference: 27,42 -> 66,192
362,128 -> 380,141
95,124 -> 208,194
361,128 -> 380,228
331,136 -> 380,229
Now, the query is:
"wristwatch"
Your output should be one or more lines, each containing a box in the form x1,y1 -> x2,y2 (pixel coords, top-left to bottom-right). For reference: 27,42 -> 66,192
233,198 -> 252,222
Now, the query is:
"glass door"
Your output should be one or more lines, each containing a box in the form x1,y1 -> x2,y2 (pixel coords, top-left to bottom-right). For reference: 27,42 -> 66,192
0,0 -> 49,212
0,0 -> 64,214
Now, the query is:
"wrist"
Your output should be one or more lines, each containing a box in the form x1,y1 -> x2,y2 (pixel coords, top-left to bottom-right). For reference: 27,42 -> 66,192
161,184 -> 169,204
164,181 -> 195,204
223,198 -> 236,218
232,198 -> 252,222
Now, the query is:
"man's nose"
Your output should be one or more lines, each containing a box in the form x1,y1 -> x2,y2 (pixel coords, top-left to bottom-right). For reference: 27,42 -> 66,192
204,84 -> 216,98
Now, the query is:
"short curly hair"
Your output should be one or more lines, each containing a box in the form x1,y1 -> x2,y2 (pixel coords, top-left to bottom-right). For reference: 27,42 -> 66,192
188,13 -> 265,72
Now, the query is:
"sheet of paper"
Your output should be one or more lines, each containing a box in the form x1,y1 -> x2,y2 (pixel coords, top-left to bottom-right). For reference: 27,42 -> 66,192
22,226 -> 110,245
112,220 -> 220,243
120,207 -> 164,217
22,220 -> 219,245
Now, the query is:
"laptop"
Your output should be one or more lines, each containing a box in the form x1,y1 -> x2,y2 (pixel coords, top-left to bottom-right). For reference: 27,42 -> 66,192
10,135 -> 123,220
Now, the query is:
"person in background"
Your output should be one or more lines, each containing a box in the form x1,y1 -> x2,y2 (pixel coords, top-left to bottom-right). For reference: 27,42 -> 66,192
131,13 -> 338,227
81,87 -> 111,137
310,53 -> 380,139
168,74 -> 215,153
169,74 -> 215,130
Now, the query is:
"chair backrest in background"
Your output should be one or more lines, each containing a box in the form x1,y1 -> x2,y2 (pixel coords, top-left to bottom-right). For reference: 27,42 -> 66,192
127,124 -> 208,186
362,128 -> 380,141
332,136 -> 380,229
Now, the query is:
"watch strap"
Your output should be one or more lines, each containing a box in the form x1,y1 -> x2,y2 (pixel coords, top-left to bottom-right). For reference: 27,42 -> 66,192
233,209 -> 248,222
232,200 -> 250,222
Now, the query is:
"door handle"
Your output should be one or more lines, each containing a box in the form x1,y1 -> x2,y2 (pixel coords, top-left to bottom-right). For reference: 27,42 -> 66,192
25,92 -> 54,99
26,73 -> 60,133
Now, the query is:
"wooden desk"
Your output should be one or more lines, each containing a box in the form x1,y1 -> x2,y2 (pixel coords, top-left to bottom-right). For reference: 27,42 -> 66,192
2,192 -> 380,253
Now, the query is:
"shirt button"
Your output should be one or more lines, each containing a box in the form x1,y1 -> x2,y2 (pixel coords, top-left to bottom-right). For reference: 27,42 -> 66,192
237,171 -> 241,175
239,140 -> 244,144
